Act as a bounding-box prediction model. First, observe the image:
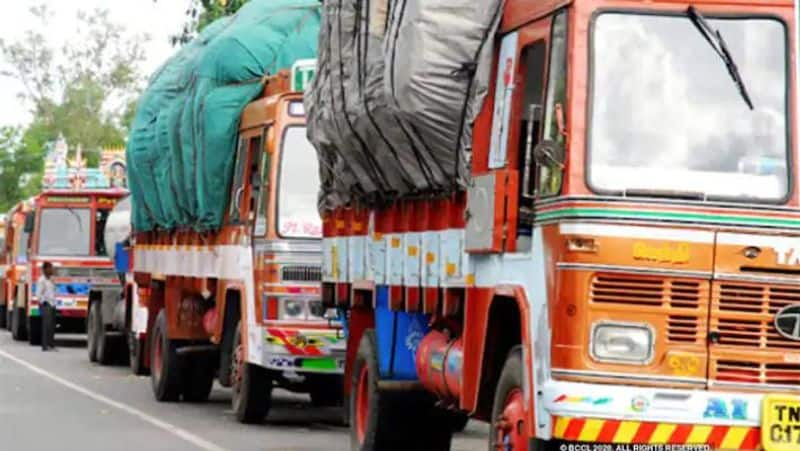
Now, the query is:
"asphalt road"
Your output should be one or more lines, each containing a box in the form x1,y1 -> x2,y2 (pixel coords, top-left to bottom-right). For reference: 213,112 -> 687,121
0,332 -> 488,451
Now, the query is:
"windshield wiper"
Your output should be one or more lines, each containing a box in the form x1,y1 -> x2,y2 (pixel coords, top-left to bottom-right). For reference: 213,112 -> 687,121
66,207 -> 84,233
687,6 -> 754,110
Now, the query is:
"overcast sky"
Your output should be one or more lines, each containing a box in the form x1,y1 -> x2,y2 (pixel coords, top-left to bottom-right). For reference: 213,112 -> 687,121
0,0 -> 188,127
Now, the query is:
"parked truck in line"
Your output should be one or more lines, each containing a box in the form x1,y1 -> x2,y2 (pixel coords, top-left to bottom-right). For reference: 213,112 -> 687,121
3,199 -> 33,336
11,188 -> 128,346
307,0 -> 798,449
86,195 -> 148,371
129,68 -> 345,421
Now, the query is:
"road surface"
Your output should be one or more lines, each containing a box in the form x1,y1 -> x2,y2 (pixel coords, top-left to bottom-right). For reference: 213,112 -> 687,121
0,332 -> 488,451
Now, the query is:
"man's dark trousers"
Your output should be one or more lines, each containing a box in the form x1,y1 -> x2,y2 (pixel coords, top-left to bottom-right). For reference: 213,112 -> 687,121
41,303 -> 55,350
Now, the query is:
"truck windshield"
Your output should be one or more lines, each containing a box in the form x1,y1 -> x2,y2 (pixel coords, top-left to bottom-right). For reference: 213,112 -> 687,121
38,208 -> 91,256
589,13 -> 788,202
278,126 -> 322,239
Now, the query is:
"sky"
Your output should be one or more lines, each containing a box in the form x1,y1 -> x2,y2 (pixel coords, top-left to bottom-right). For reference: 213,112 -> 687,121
0,0 -> 189,127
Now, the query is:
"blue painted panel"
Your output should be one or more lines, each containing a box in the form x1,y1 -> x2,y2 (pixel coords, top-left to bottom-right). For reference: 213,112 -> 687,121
374,285 -> 430,380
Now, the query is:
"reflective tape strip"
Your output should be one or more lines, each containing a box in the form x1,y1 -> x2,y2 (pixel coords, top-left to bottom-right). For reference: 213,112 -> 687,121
553,417 -> 758,447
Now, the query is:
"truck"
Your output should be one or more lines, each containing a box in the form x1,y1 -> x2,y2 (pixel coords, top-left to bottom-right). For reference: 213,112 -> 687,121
128,67 -> 345,420
307,0 -> 798,449
0,214 -> 7,328
12,188 -> 128,346
86,195 -> 147,369
3,199 -> 33,336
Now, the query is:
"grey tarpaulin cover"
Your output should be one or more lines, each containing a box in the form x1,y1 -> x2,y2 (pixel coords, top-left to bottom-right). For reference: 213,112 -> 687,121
306,0 -> 503,211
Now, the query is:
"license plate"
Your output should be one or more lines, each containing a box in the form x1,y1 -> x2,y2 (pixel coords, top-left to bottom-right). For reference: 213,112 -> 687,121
762,395 -> 800,450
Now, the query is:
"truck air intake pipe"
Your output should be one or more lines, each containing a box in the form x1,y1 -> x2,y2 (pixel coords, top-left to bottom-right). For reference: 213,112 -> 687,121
415,330 -> 463,402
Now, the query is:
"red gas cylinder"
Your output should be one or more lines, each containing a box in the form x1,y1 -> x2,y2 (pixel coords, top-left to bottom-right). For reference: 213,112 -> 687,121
202,306 -> 218,336
416,330 -> 463,402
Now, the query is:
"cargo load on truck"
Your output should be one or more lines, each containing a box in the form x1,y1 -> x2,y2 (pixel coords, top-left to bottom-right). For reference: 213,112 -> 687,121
306,0 -> 503,211
126,0 -> 321,232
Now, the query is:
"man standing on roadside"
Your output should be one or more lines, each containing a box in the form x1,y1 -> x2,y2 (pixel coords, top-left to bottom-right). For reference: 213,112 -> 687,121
36,262 -> 57,351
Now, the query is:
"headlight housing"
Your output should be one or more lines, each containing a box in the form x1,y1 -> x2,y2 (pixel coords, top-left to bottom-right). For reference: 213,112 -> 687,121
281,299 -> 305,320
590,322 -> 654,365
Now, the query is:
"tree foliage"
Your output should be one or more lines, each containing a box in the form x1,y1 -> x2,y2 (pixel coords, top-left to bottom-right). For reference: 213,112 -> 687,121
0,5 -> 148,210
171,0 -> 251,45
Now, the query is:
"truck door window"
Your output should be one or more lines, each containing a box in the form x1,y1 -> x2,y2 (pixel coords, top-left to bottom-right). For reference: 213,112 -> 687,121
250,129 -> 269,236
254,128 -> 270,236
228,137 -> 249,222
517,41 -> 547,195
95,208 -> 111,256
538,11 -> 568,196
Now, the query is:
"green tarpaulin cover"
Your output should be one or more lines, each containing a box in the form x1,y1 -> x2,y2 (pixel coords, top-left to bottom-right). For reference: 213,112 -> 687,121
126,0 -> 320,232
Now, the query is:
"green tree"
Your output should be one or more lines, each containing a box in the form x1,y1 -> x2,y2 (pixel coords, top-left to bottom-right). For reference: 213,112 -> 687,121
171,0 -> 251,45
0,126 -> 44,212
0,5 -> 148,209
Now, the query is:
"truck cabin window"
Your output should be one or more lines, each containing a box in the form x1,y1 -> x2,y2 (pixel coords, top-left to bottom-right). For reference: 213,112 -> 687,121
95,208 -> 111,256
255,128 -> 271,236
38,208 -> 91,256
228,137 -> 249,221
15,229 -> 28,263
517,40 -> 546,214
589,13 -> 788,202
278,126 -> 322,239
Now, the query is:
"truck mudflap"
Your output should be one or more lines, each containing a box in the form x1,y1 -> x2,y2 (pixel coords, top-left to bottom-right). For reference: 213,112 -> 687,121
544,379 -> 773,448
262,327 -> 345,374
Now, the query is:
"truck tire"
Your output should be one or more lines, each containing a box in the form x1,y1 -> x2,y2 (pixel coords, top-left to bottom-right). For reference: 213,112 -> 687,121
11,307 -> 26,341
0,305 -> 7,329
308,374 -> 344,407
27,316 -> 41,346
450,412 -> 470,432
94,305 -> 115,365
150,310 -> 182,402
129,333 -> 148,376
350,330 -> 452,451
87,303 -> 100,362
231,321 -> 271,423
490,346 -> 537,451
6,308 -> 12,332
182,354 -> 215,403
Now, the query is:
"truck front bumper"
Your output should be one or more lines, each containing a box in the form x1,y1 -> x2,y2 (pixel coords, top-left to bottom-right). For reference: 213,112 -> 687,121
261,327 -> 345,374
543,379 -> 765,448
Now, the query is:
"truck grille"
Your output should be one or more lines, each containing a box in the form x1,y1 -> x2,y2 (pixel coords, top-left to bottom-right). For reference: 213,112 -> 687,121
713,283 -> 800,349
590,275 -> 704,344
281,265 -> 321,282
710,281 -> 800,388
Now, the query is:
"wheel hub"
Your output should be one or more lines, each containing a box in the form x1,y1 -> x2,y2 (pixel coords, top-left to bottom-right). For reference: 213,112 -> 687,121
494,389 -> 526,451
232,343 -> 244,393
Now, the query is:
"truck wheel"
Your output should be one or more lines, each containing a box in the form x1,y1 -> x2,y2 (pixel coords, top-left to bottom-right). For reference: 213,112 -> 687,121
11,307 -> 27,341
129,333 -> 148,376
150,310 -> 182,402
27,316 -> 41,346
87,303 -> 100,362
94,306 -> 114,365
182,354 -> 215,403
490,346 -> 528,451
0,305 -> 7,329
6,308 -> 12,332
308,374 -> 344,407
351,330 -> 452,451
231,321 -> 271,423
450,412 -> 470,432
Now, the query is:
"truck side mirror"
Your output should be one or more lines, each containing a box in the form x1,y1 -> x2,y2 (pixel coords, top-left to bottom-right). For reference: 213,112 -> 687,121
23,212 -> 35,233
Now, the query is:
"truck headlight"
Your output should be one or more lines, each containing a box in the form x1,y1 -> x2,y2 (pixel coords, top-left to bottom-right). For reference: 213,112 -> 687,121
281,299 -> 305,320
307,300 -> 325,319
591,322 -> 654,365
